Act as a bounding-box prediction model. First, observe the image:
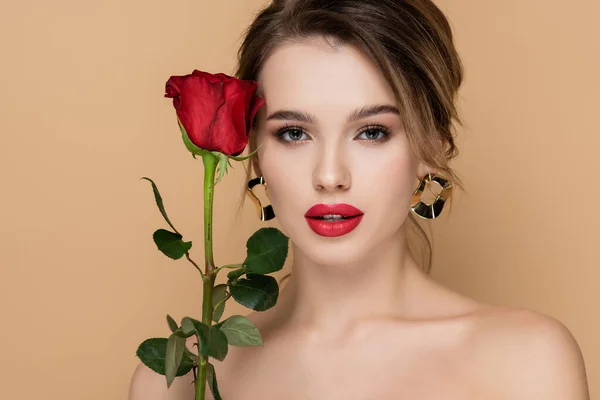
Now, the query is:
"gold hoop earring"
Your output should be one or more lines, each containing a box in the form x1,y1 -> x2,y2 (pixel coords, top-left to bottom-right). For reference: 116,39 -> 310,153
410,173 -> 452,219
247,176 -> 275,221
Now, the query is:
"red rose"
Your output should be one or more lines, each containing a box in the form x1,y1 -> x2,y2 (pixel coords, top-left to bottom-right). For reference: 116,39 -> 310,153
164,70 -> 265,156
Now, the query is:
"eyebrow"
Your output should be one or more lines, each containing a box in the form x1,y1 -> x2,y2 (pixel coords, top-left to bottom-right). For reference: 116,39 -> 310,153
265,104 -> 401,124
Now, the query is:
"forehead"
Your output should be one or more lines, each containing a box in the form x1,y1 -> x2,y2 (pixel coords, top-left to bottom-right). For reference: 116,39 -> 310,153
257,38 -> 396,113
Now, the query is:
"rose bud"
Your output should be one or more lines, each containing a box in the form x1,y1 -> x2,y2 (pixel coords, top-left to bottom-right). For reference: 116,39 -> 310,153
164,70 -> 265,157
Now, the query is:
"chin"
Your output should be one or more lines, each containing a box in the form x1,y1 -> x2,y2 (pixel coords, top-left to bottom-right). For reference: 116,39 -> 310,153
290,230 -> 375,268
286,215 -> 408,267
306,249 -> 368,269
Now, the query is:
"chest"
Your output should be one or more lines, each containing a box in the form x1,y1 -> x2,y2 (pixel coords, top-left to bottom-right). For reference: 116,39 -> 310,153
233,363 -> 476,399
214,336 -> 483,400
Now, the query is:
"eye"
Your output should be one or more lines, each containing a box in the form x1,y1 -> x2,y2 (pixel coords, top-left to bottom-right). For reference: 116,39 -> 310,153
274,125 -> 310,143
356,125 -> 391,142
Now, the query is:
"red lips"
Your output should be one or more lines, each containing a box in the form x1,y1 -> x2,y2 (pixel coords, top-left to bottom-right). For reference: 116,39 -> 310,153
304,203 -> 364,218
304,203 -> 364,237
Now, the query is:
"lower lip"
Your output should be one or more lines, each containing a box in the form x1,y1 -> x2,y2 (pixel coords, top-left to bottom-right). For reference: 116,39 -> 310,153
304,215 -> 364,237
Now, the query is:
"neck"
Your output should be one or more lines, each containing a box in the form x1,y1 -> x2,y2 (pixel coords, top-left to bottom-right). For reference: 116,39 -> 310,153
274,228 -> 426,342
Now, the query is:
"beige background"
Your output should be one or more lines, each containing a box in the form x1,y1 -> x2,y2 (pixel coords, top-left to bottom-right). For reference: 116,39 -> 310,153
0,0 -> 597,398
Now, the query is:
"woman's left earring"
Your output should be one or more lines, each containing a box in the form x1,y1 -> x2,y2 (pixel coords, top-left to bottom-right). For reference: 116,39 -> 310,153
410,173 -> 452,219
247,176 -> 275,221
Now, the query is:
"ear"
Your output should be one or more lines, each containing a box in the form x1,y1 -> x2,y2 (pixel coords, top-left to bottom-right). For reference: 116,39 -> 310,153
416,161 -> 438,179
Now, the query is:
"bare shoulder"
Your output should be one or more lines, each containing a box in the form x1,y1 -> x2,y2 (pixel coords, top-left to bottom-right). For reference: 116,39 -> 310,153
128,362 -> 199,400
468,306 -> 589,399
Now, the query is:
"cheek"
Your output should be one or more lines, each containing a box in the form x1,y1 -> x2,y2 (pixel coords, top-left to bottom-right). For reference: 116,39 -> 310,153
352,141 -> 418,191
258,146 -> 308,216
384,154 -> 418,198
352,145 -> 418,226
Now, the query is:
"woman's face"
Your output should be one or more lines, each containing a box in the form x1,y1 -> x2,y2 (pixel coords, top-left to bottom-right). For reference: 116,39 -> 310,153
253,38 -> 433,266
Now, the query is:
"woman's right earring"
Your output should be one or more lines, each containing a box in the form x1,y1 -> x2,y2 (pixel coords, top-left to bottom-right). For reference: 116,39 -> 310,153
247,176 -> 275,221
410,173 -> 452,219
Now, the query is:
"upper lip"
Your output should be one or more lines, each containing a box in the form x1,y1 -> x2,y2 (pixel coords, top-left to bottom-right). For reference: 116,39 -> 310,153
304,203 -> 364,218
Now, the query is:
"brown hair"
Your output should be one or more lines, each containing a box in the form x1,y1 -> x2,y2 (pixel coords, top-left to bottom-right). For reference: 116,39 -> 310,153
234,0 -> 464,280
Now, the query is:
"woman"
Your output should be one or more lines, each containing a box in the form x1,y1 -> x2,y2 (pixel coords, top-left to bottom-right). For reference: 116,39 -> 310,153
129,0 -> 590,398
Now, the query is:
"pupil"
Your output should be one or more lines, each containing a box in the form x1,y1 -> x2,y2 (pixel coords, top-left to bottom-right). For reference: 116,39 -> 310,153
290,130 -> 302,140
366,129 -> 378,139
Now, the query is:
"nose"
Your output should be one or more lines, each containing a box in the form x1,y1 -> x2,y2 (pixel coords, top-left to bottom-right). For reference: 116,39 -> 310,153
312,143 -> 351,192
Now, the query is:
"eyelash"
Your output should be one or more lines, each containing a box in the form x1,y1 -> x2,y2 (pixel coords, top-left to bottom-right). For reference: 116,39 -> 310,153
273,123 -> 391,144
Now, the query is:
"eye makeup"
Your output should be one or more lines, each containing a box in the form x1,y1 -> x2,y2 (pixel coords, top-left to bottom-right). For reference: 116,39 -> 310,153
272,123 -> 392,145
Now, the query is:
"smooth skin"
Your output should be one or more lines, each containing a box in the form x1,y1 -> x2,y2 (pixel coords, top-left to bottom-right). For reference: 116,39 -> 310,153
129,37 -> 589,399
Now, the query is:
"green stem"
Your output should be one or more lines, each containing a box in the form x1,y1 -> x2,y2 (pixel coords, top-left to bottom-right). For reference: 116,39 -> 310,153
202,152 -> 217,274
195,152 -> 219,400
